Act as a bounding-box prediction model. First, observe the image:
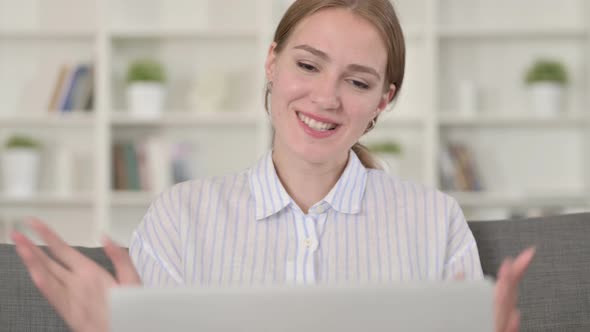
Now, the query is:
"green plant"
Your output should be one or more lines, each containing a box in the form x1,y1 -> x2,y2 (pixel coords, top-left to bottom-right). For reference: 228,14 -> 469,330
5,135 -> 40,149
525,59 -> 568,85
126,59 -> 166,84
367,141 -> 402,155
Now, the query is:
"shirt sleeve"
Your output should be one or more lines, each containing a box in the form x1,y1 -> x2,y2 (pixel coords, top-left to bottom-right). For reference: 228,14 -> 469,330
442,198 -> 484,280
129,188 -> 184,286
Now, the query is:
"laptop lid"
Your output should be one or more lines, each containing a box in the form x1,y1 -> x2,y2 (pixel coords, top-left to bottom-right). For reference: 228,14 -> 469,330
111,280 -> 494,332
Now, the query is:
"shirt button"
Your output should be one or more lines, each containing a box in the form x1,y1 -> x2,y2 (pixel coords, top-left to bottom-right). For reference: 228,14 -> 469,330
315,206 -> 326,214
304,238 -> 312,248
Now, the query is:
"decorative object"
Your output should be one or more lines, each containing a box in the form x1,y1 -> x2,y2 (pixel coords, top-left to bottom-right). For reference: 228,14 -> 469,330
367,141 -> 403,175
186,69 -> 228,112
126,58 -> 166,118
55,145 -> 73,196
1,135 -> 41,198
525,59 -> 568,117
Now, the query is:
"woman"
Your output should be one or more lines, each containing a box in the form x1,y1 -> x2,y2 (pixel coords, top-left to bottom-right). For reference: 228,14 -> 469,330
12,0 -> 535,331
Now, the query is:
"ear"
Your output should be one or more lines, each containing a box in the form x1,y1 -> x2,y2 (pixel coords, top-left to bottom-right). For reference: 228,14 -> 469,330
265,42 -> 279,82
376,84 -> 397,114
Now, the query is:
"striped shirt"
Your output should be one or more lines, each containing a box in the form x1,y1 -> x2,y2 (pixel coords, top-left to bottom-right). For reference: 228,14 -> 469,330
129,150 -> 484,286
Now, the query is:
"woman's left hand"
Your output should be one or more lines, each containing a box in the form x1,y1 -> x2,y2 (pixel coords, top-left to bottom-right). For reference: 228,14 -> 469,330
494,247 -> 536,332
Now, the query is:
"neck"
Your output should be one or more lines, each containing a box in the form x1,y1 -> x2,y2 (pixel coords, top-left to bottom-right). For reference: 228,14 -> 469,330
272,146 -> 348,214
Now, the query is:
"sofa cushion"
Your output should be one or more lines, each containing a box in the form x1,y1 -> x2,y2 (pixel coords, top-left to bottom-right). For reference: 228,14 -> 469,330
2,213 -> 589,331
0,245 -> 115,332
469,212 -> 590,332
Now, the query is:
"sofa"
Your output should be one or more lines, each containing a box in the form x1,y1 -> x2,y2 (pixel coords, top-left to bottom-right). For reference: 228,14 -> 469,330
1,213 -> 589,331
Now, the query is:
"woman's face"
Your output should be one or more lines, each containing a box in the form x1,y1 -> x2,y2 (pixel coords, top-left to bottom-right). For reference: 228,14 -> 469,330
266,8 -> 396,165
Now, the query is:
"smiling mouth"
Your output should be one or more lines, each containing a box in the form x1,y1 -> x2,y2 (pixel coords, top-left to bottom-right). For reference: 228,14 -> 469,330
296,112 -> 339,132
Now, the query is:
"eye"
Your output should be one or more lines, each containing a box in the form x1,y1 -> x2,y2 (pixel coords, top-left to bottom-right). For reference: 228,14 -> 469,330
297,61 -> 318,72
350,80 -> 370,90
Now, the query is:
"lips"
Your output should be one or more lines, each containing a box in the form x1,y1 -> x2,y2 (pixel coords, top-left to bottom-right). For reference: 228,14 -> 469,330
295,111 -> 341,139
296,111 -> 340,131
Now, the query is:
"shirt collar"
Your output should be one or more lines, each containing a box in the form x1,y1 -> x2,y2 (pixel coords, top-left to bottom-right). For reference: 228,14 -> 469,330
249,151 -> 292,220
322,149 -> 368,214
248,149 -> 368,220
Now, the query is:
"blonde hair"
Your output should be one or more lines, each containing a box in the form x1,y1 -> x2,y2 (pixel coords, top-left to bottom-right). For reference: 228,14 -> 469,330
265,0 -> 406,169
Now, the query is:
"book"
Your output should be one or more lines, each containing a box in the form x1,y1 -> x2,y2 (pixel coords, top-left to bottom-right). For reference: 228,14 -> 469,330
70,64 -> 94,111
440,142 -> 484,192
123,143 -> 141,191
112,143 -> 127,190
48,64 -> 70,111
61,65 -> 86,111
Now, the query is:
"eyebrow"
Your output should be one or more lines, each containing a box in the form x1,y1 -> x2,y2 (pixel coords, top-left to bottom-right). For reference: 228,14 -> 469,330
293,44 -> 382,80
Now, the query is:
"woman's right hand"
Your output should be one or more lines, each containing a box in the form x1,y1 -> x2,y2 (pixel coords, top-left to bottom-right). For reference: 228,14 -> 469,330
11,219 -> 141,332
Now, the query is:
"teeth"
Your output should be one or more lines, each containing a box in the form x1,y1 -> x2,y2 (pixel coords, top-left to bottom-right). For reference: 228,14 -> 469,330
297,112 -> 337,131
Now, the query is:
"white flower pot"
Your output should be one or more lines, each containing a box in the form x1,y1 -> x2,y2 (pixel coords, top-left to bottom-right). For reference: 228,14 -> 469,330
1,149 -> 40,198
376,153 -> 401,175
127,82 -> 165,118
528,82 -> 564,117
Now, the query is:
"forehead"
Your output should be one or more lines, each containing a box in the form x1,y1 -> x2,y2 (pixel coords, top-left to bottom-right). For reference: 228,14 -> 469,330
285,8 -> 388,71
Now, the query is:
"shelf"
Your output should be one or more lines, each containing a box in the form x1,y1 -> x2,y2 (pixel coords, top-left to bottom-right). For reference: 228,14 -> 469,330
110,191 -> 155,207
438,113 -> 588,128
0,113 -> 96,128
447,191 -> 588,208
0,29 -> 95,40
438,26 -> 587,39
0,1 -> 587,237
109,27 -> 258,39
0,193 -> 93,207
110,111 -> 260,127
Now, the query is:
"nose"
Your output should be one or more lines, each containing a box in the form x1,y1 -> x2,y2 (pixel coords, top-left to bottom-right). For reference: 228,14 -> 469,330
310,75 -> 341,110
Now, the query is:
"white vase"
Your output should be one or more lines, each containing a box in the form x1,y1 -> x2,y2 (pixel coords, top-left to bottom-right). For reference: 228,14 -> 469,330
127,82 -> 165,118
1,149 -> 40,198
528,82 -> 564,118
376,153 -> 401,175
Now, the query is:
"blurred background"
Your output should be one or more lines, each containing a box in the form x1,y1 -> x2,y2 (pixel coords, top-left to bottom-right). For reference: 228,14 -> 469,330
0,0 -> 589,246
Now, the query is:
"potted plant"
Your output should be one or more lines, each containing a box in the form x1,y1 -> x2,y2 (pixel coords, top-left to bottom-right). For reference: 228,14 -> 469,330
1,135 -> 41,197
525,59 -> 568,117
126,58 -> 166,118
367,141 -> 403,175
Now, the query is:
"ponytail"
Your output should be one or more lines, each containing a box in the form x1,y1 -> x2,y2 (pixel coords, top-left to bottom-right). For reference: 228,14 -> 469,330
352,143 -> 382,170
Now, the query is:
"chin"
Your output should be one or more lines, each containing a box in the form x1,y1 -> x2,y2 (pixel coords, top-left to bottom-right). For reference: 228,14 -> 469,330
293,144 -> 345,166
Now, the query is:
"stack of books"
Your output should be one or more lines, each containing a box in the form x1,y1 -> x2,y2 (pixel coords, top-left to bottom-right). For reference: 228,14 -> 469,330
112,138 -> 195,193
48,63 -> 94,113
439,142 -> 484,192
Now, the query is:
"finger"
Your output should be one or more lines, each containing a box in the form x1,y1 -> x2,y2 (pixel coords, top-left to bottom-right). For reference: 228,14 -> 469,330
512,247 -> 536,282
501,260 -> 520,332
12,232 -> 69,312
505,309 -> 520,332
495,259 -> 512,332
504,260 -> 519,317
27,218 -> 86,268
102,236 -> 141,285
11,231 -> 71,283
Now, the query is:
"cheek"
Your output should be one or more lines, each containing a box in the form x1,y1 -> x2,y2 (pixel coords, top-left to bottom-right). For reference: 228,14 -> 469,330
344,94 -> 381,123
271,68 -> 310,109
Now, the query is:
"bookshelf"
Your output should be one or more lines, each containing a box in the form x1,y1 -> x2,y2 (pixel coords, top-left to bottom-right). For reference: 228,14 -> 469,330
0,0 -> 589,246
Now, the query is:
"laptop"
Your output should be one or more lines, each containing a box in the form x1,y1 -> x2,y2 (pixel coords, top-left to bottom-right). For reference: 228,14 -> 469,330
110,280 -> 495,332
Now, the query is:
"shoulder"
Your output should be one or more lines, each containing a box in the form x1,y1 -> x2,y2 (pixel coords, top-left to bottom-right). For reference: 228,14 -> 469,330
366,168 -> 460,216
148,170 -> 251,212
